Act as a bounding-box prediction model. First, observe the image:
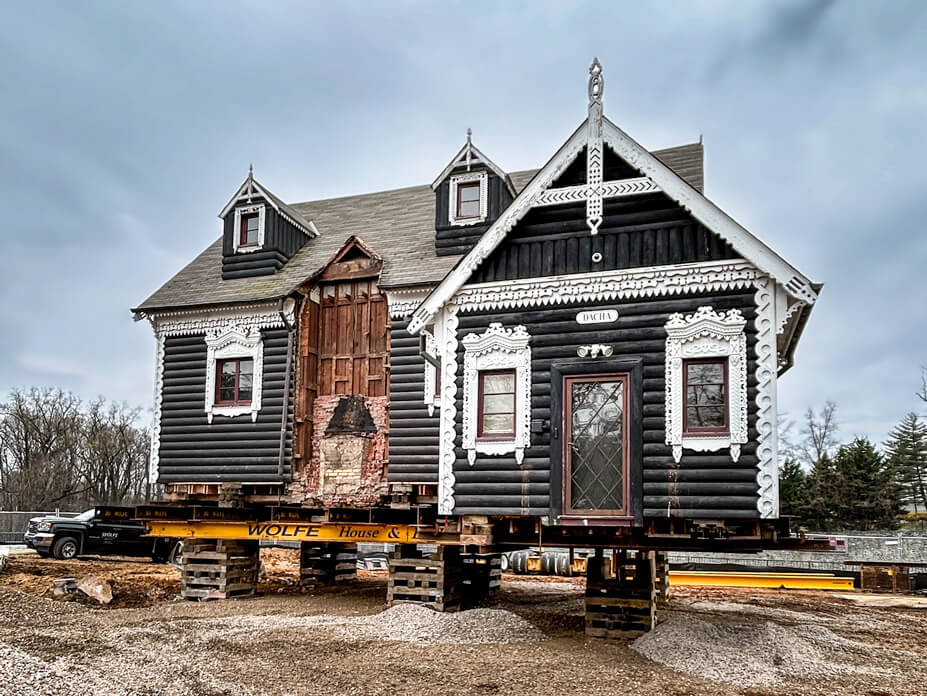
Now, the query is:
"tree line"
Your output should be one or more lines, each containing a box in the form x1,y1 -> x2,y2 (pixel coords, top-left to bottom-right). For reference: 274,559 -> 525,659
0,388 -> 150,511
779,399 -> 927,531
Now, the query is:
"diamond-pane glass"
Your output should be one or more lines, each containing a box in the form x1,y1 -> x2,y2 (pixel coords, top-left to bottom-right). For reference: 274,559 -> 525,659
568,380 -> 624,511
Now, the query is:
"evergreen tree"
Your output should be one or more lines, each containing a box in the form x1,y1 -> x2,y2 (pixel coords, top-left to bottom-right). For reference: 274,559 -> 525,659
884,412 -> 927,514
830,438 -> 903,531
778,458 -> 808,524
804,453 -> 838,530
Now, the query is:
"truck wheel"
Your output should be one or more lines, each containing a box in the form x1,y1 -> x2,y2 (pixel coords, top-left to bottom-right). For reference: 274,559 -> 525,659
52,536 -> 79,560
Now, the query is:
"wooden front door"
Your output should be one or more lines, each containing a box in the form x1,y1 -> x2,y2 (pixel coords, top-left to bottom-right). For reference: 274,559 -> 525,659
563,374 -> 629,516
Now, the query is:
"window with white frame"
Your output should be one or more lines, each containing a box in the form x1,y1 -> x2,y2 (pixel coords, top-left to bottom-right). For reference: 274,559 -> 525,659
232,204 -> 266,253
664,306 -> 747,463
448,172 -> 488,226
204,325 -> 264,423
461,323 -> 531,465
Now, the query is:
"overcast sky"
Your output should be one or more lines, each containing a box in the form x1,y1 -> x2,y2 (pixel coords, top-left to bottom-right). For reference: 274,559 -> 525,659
1,0 -> 925,449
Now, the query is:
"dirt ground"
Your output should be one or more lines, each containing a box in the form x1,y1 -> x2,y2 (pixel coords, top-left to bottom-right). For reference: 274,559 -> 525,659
1,549 -> 926,696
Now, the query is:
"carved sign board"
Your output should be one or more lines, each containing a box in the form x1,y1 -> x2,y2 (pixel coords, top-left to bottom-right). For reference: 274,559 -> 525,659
576,309 -> 619,325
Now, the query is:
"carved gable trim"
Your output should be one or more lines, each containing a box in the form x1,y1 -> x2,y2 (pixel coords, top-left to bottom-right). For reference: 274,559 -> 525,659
664,306 -> 748,464
461,323 -> 532,467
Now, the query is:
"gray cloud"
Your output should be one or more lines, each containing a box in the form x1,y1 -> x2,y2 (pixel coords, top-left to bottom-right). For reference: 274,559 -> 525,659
1,0 -> 925,446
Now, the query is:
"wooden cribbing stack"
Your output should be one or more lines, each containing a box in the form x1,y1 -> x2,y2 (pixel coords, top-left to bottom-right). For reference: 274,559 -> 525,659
181,539 -> 260,601
387,545 -> 464,612
585,549 -> 657,640
299,542 -> 358,588
461,551 -> 502,603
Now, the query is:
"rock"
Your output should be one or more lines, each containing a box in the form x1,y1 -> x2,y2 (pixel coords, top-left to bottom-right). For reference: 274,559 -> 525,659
53,577 -> 78,597
77,576 -> 113,605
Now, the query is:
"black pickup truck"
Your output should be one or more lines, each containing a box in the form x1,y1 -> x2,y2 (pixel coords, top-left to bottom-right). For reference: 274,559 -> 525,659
23,508 -> 179,562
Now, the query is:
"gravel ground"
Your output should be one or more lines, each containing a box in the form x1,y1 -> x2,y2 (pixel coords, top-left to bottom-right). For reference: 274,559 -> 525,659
2,553 -> 927,696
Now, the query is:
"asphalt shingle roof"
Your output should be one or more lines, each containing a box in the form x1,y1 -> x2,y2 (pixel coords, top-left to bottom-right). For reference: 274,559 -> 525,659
133,143 -> 703,313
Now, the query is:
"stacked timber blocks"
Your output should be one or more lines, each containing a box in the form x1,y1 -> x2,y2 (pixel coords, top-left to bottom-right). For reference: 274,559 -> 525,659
461,552 -> 502,603
585,549 -> 656,640
652,550 -> 669,608
387,545 -> 463,612
181,539 -> 259,601
299,542 -> 358,588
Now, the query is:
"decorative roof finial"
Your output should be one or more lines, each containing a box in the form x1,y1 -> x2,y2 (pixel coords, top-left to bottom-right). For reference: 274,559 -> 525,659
246,163 -> 254,201
466,127 -> 472,145
588,58 -> 604,107
465,128 -> 473,170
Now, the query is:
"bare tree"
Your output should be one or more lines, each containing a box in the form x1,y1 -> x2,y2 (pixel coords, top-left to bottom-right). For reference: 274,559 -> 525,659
0,388 -> 149,511
799,401 -> 839,468
78,400 -> 150,505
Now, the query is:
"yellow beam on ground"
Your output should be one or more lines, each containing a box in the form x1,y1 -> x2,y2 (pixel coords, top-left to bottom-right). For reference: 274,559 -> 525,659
146,520 -> 425,544
669,570 -> 855,591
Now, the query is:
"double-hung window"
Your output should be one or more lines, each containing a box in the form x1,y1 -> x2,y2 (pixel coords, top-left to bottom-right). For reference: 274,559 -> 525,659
240,214 -> 260,248
683,359 -> 728,434
215,358 -> 254,406
456,182 -> 481,219
477,370 -> 516,439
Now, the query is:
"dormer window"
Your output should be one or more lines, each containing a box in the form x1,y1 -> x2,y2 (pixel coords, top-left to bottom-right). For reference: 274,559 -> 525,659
240,214 -> 260,248
448,172 -> 488,226
232,204 -> 266,254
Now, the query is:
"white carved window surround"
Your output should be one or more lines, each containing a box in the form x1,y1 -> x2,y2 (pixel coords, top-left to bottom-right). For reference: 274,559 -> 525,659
205,325 -> 264,423
232,204 -> 266,254
448,172 -> 488,226
462,323 -> 531,465
665,306 -> 748,463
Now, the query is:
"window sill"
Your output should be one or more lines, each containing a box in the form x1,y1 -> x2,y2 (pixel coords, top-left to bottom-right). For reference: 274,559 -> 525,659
674,434 -> 741,463
208,404 -> 257,423
466,439 -> 524,466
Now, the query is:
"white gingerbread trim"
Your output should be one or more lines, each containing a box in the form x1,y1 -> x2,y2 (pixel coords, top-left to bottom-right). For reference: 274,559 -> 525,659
754,275 -> 779,518
453,259 -> 762,316
386,287 -> 433,319
150,302 -> 291,338
665,307 -> 748,464
431,129 -> 515,195
232,203 -> 266,254
219,170 -> 318,239
461,323 -> 532,467
149,333 -> 165,484
436,306 -> 460,515
448,171 -> 488,226
408,60 -> 818,335
204,326 -> 265,423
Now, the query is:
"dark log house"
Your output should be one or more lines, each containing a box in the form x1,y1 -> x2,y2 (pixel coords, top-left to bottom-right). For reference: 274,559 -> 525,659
132,61 -> 820,633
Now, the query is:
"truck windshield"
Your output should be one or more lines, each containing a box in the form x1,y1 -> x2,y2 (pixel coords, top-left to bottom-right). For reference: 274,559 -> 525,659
75,510 -> 96,521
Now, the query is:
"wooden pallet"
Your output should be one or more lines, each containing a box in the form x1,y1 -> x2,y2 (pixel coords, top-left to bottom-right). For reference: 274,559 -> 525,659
387,546 -> 463,612
585,549 -> 655,640
181,539 -> 259,601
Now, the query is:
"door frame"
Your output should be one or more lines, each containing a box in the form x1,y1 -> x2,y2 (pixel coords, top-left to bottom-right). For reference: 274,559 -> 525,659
562,373 -> 630,517
549,358 -> 643,526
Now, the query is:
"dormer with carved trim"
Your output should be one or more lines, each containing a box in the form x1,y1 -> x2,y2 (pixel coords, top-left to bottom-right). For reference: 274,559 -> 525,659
219,167 -> 319,279
432,130 -> 516,257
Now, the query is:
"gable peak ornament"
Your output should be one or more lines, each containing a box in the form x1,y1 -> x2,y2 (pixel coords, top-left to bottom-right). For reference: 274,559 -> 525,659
588,57 -> 604,106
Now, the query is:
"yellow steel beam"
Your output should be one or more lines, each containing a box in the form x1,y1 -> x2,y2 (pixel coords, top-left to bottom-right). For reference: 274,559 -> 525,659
146,520 -> 425,544
669,570 -> 855,591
